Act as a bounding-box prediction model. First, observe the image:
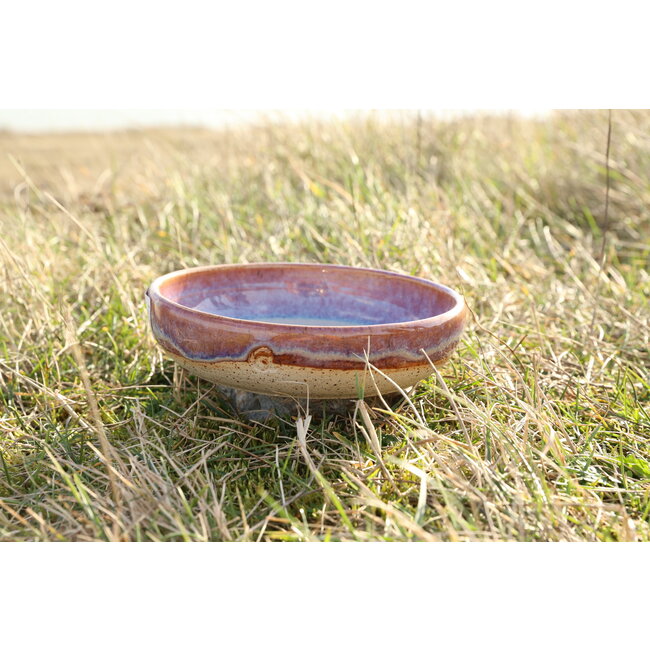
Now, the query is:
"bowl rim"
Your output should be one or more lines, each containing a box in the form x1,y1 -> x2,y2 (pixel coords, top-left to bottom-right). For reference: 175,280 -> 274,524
147,262 -> 466,332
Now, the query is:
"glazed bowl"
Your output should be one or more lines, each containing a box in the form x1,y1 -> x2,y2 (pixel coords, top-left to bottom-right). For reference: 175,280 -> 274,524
147,263 -> 468,399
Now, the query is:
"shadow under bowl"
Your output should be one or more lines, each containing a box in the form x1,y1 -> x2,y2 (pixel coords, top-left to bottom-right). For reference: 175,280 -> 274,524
147,263 -> 468,399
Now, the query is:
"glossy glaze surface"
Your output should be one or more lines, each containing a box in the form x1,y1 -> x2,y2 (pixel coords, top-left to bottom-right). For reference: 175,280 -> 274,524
147,263 -> 468,398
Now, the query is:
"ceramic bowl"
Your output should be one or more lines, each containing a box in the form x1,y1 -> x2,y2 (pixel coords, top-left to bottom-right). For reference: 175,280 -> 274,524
147,263 -> 468,399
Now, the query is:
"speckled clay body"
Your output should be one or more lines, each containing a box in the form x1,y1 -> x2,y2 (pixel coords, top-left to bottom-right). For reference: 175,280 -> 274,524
147,263 -> 468,399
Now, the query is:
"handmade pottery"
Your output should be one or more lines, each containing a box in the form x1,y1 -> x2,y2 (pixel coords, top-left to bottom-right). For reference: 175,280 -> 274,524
147,263 -> 468,399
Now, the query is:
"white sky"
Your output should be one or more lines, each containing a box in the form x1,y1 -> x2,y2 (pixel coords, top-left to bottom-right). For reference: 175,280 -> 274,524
0,109 -> 553,133
1,3 -> 646,132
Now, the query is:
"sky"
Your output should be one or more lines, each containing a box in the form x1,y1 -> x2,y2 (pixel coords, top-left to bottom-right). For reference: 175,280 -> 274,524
0,109 -> 552,133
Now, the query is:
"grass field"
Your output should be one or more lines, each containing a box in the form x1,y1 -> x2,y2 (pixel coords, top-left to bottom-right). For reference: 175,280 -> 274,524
0,110 -> 648,541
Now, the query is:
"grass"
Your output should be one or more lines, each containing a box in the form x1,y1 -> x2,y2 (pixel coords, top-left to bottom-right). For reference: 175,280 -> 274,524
0,110 -> 648,541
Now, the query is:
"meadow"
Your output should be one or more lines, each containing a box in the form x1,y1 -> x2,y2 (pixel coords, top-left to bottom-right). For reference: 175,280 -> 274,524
0,110 -> 648,541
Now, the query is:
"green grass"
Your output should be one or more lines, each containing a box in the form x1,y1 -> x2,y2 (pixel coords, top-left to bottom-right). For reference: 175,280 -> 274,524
1,110 -> 649,541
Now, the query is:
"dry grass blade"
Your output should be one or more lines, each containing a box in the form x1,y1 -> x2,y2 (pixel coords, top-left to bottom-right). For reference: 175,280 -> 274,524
355,400 -> 397,490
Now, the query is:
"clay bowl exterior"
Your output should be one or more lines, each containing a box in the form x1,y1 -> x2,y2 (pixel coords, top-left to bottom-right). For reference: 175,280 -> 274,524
147,263 -> 468,399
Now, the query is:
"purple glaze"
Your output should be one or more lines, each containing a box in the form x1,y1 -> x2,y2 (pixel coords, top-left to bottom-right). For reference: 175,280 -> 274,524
148,263 -> 468,371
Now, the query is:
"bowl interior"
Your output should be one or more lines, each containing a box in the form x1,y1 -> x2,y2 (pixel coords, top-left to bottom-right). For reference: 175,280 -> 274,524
158,264 -> 458,327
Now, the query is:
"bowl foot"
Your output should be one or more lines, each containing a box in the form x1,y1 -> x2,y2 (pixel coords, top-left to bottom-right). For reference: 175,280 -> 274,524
215,386 -> 403,423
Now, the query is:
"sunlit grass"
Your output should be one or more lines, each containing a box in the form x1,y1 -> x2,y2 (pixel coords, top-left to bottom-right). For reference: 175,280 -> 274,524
0,110 -> 648,541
